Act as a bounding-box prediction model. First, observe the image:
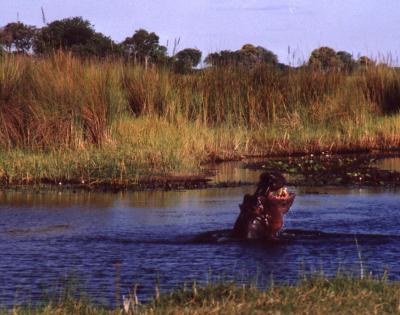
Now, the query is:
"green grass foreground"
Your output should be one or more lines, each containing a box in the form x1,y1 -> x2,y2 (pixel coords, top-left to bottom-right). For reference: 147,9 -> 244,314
1,53 -> 400,186
6,276 -> 400,314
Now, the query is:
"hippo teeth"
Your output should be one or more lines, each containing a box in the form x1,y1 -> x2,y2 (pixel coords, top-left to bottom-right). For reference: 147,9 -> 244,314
273,187 -> 288,197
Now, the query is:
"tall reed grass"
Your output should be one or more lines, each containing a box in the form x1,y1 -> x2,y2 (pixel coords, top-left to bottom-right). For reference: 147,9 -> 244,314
0,52 -> 399,182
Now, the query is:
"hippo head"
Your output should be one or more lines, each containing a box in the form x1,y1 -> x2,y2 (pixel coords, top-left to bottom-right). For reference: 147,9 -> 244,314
257,171 -> 295,207
257,171 -> 296,235
256,171 -> 287,193
233,171 -> 296,240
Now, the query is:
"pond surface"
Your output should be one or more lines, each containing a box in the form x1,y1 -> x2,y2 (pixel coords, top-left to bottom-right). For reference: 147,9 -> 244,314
0,165 -> 400,307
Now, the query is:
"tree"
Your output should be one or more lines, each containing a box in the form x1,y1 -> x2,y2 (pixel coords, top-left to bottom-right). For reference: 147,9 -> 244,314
0,22 -> 36,53
88,32 -> 120,57
336,51 -> 356,72
72,32 -> 121,58
151,44 -> 170,65
358,56 -> 375,67
308,46 -> 341,70
205,50 -> 238,66
205,44 -> 278,67
174,48 -> 202,73
238,44 -> 278,65
122,29 -> 168,66
33,17 -> 95,54
204,52 -> 219,66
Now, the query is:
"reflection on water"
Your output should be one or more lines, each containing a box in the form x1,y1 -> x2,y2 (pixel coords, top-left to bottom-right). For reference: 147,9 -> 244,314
0,163 -> 400,307
375,157 -> 400,172
209,161 -> 261,184
0,190 -> 115,209
209,159 -> 302,184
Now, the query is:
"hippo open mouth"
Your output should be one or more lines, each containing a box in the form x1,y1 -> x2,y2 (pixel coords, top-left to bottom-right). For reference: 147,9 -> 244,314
267,187 -> 296,214
270,187 -> 290,199
232,172 -> 296,241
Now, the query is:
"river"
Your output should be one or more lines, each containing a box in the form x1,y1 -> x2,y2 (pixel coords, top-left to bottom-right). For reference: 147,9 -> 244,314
0,163 -> 399,307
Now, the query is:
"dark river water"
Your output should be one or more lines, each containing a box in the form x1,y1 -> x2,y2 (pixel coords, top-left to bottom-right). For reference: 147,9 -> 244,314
0,164 -> 400,307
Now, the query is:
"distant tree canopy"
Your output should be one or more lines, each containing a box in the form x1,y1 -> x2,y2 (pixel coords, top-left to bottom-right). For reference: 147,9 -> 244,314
122,29 -> 168,65
238,44 -> 278,65
0,16 -> 384,74
0,22 -> 36,53
309,47 -> 341,70
32,16 -> 119,58
308,47 -> 358,72
174,48 -> 202,73
205,50 -> 236,66
72,32 -> 120,58
33,17 -> 95,54
336,50 -> 356,72
205,44 -> 278,67
358,56 -> 375,67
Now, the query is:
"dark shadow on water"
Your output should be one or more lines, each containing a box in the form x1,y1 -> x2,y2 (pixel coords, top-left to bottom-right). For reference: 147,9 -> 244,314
191,228 -> 400,246
67,228 -> 400,247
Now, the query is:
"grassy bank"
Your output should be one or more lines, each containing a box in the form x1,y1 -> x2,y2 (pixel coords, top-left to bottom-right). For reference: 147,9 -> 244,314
1,53 -> 400,186
7,275 -> 400,314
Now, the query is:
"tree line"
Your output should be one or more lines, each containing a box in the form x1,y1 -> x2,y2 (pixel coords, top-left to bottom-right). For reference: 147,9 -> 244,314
0,16 -> 376,73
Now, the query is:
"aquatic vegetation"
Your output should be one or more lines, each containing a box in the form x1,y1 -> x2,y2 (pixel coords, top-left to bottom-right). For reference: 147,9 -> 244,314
245,153 -> 400,186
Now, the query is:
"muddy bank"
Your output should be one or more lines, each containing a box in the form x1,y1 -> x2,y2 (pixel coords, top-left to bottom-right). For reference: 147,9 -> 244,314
0,175 -> 209,192
244,151 -> 400,187
2,151 -> 400,192
0,173 -> 255,193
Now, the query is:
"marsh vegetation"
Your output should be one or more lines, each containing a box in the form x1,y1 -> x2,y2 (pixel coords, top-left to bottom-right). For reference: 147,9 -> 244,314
1,52 -> 400,187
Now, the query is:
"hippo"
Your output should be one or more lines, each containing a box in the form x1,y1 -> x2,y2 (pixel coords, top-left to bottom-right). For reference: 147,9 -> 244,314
232,171 -> 295,240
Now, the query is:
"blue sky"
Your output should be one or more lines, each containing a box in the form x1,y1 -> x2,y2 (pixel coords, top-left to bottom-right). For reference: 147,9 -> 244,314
1,0 -> 399,64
